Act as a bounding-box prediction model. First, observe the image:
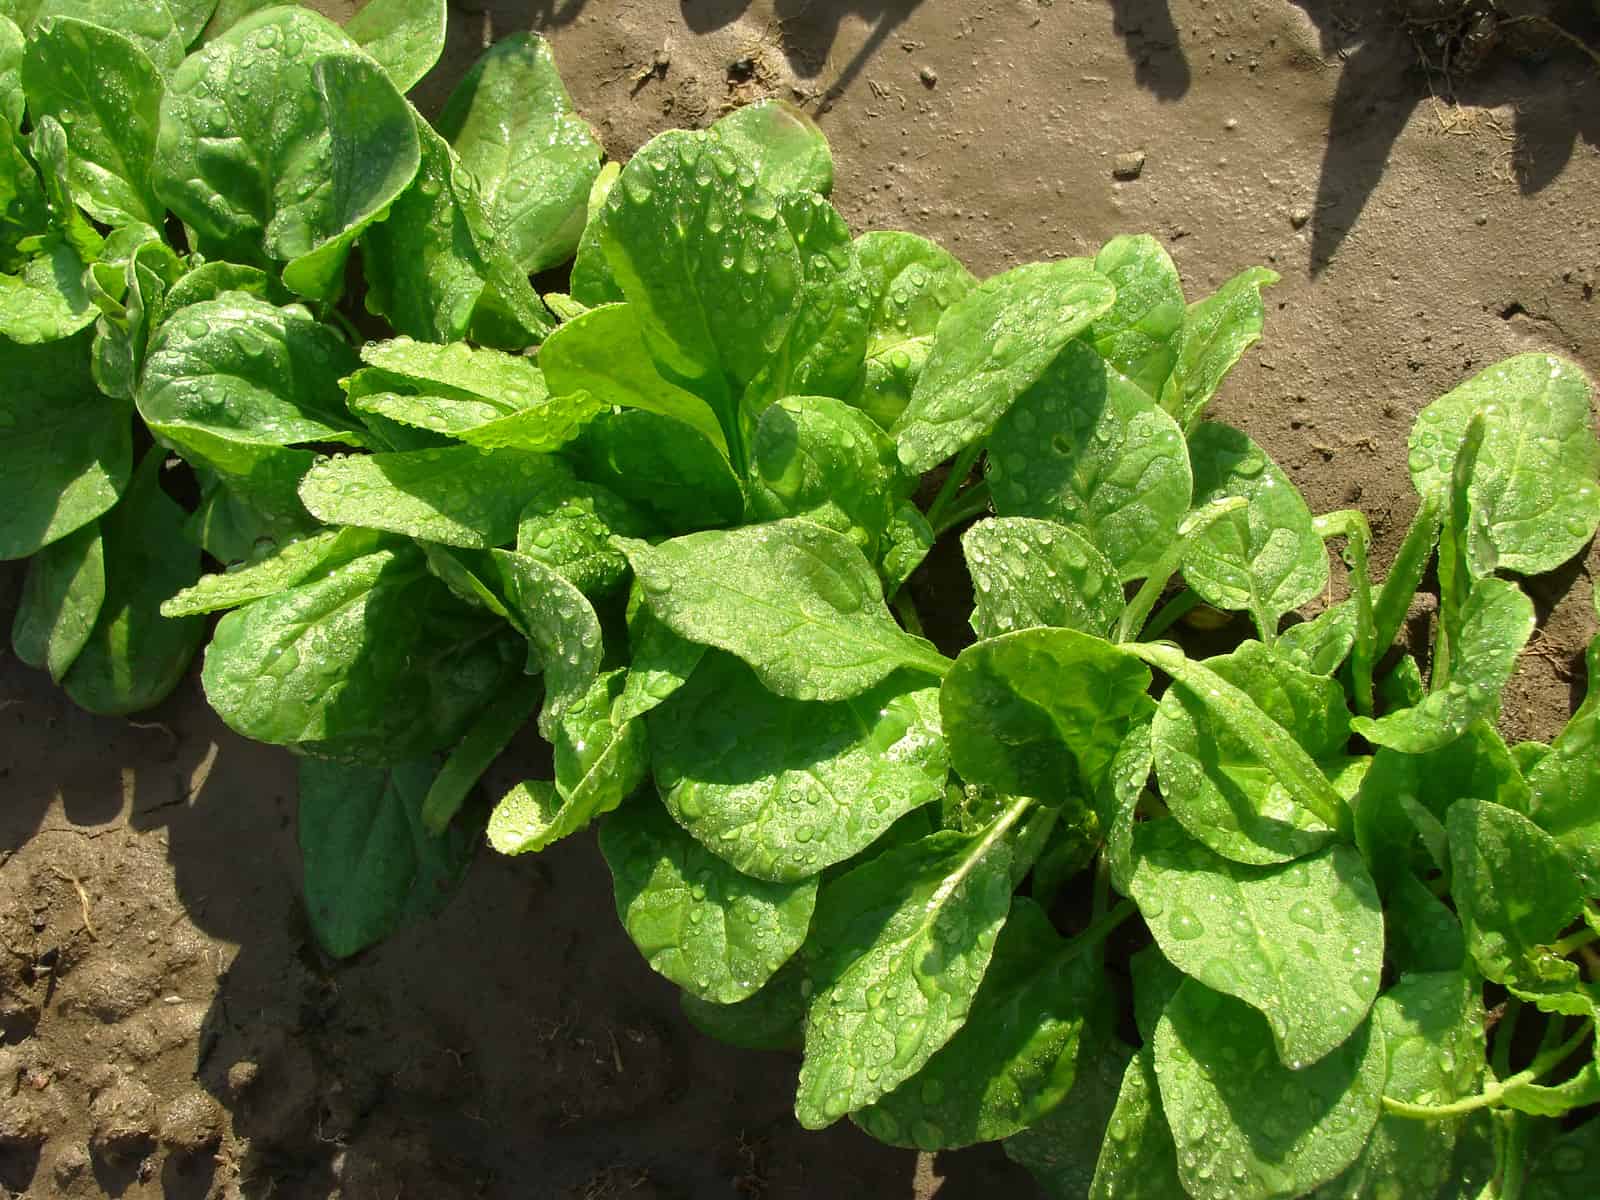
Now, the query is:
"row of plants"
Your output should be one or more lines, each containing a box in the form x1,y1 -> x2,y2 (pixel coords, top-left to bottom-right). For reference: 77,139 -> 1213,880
4,2 -> 1599,1195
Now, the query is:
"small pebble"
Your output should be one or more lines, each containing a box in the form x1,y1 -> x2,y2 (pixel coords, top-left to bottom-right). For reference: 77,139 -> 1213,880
1475,213 -> 1488,226
1290,205 -> 1312,229
919,66 -> 938,87
1224,117 -> 1239,130
1113,150 -> 1146,180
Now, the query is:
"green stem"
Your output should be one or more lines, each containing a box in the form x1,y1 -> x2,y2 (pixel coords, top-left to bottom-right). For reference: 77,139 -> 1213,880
1372,493 -> 1442,659
1552,926 -> 1600,958
934,795 -> 1035,906
1384,1021 -> 1595,1120
1314,510 -> 1375,717
1116,497 -> 1246,643
1140,589 -> 1202,642
925,444 -> 983,532
1500,1111 -> 1530,1200
1062,899 -> 1138,963
892,588 -> 925,637
1491,999 -> 1524,1082
930,482 -> 993,539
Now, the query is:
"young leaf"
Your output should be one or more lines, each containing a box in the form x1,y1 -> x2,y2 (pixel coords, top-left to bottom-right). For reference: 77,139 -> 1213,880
299,758 -> 478,959
600,797 -> 818,1004
0,330 -> 130,560
1086,1050 -> 1183,1200
1183,421 -> 1328,639
0,236 -> 96,343
567,159 -> 621,307
32,0 -> 183,69
1129,819 -> 1384,1067
1088,233 -> 1185,400
514,475 -> 652,597
986,339 -> 1193,582
1384,871 -> 1467,974
1526,630 -> 1600,894
853,898 -> 1106,1149
1103,720 -> 1154,896
893,258 -> 1117,473
419,672 -> 543,835
880,501 -> 934,596
343,0 -> 445,93
1152,980 -> 1386,1200
165,0 -> 217,47
795,819 -> 1018,1128
614,584 -> 707,725
1152,641 -> 1353,865
61,450 -> 204,715
21,16 -> 163,225
1276,601 -> 1357,676
616,520 -> 950,702
649,652 -> 946,882
941,627 -> 1153,805
1352,576 -> 1534,753
849,230 -> 975,429
962,517 -> 1123,640
11,518 -> 103,683
1159,265 -> 1279,431
1408,354 -> 1600,576
711,98 -> 833,197
490,548 -> 602,737
0,14 -> 24,130
569,409 -> 744,532
436,32 -> 602,274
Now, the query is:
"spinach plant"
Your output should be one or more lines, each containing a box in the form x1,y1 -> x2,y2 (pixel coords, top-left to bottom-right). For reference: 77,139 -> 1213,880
5,4 -> 1600,1195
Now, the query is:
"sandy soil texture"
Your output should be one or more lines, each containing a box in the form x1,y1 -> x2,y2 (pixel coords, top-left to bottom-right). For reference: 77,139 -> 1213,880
3,1 -> 1597,1197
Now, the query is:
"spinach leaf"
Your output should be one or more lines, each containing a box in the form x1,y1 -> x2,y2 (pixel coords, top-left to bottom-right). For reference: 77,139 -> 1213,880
795,820 -> 1018,1128
0,14 -> 24,130
850,230 -> 975,429
567,159 -> 621,306
680,957 -> 809,1052
987,339 -> 1192,582
0,330 -> 130,560
1003,1036 -> 1136,1200
21,16 -> 163,226
436,32 -> 601,274
168,529 -> 394,618
1409,353 -> 1600,576
1103,719 -> 1154,896
962,517 -> 1123,640
711,98 -> 833,197
1523,1116 -> 1600,1199
513,475 -> 651,597
614,584 -> 707,724
1088,233 -> 1185,400
1183,421 -> 1327,639
1086,1049 -> 1183,1200
649,652 -> 946,882
880,501 -> 934,596
1277,601 -> 1357,677
33,0 -> 183,69
0,234 -> 96,343
617,520 -> 949,702
941,627 -> 1153,806
343,0 -> 445,93
600,797 -> 818,1003
299,757 -> 478,959
1159,265 -> 1278,431
1528,629 -> 1600,894
11,518 -> 103,683
490,548 -> 603,737
1129,818 -> 1384,1066
854,898 -> 1106,1149
419,672 -> 543,835
569,408 -> 744,531
893,258 -> 1117,473
1153,980 -> 1385,1200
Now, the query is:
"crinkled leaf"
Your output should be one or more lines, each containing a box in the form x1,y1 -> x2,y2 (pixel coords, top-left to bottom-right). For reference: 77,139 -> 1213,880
490,547 -> 602,738
893,258 -> 1116,473
880,501 -> 933,596
1277,601 -> 1357,676
299,758 -> 477,959
1159,265 -> 1278,431
796,827 -> 1014,1128
91,235 -> 184,403
343,0 -> 444,92
11,518 -> 103,683
650,651 -> 946,883
1088,233 -> 1185,400
569,408 -> 743,532
963,517 -> 1123,640
617,520 -> 949,702
941,627 -> 1153,805
712,98 -> 832,197
1129,819 -> 1384,1067
987,339 -> 1192,582
601,797 -> 817,1004
514,474 -> 651,597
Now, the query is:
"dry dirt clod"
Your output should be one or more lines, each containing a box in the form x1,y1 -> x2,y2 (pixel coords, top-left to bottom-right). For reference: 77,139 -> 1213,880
1113,151 -> 1146,180
225,1058 -> 259,1095
1291,205 -> 1313,229
159,1090 -> 223,1153
88,1073 -> 157,1159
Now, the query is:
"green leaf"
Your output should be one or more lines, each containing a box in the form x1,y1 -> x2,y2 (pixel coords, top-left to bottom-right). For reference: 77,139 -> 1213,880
849,230 -> 975,430
60,450 -> 203,714
795,823 -> 1016,1128
0,236 -> 96,343
711,98 -> 832,197
0,14 -> 25,130
567,159 -> 620,306
0,331 -> 130,560
343,0 -> 444,92
569,408 -> 743,532
1086,1049 -> 1183,1200
1528,633 -> 1600,894
0,114 -> 46,273
598,128 -> 802,466
29,112 -> 101,260
987,340 -> 1193,582
21,17 -> 162,225
1088,233 -> 1185,400
356,336 -> 547,406
299,758 -> 478,958
1184,421 -> 1327,637
1129,819 -> 1384,1066
169,530 -> 394,620
1154,980 -> 1385,1200
30,0 -> 182,67
748,394 -> 898,556
1277,602 -> 1356,676
1409,354 -> 1600,575
1311,971 -> 1484,1200
600,797 -> 817,1004
437,32 -> 602,274
1352,577 -> 1534,753
893,258 -> 1117,473
139,295 -> 363,454
11,518 -> 103,683
1384,871 -> 1467,974
165,0 -> 216,47
298,446 -> 566,550
617,520 -> 949,702
880,501 -> 933,596
1158,265 -> 1278,431
153,9 -> 420,296
854,898 -> 1106,1148
1447,798 -> 1583,988
680,957 -> 808,1051
1103,720 -> 1154,897
160,260 -> 289,314
419,673 -> 542,835
1523,1115 -> 1600,1198
487,547 -> 602,733
614,583 -> 706,724
941,627 -> 1153,805
539,303 -> 726,451
201,545 -> 522,762
963,517 -> 1123,640
514,474 -> 651,597
200,0 -> 273,43
650,651 -> 946,883
91,235 -> 184,403
1153,641 -> 1353,865
1003,1035 -> 1135,1200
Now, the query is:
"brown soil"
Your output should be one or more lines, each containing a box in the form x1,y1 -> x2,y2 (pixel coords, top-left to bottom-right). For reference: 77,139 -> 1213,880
3,2 -> 1598,1197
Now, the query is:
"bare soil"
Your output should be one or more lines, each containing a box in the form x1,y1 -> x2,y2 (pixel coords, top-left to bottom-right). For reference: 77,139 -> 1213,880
3,2 -> 1598,1197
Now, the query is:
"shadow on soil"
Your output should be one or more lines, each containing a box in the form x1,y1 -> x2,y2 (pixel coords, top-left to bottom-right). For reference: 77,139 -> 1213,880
1110,0 -> 1600,274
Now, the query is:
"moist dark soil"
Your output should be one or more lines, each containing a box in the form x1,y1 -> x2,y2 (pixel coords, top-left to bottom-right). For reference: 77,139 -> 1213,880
3,2 -> 1598,1197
